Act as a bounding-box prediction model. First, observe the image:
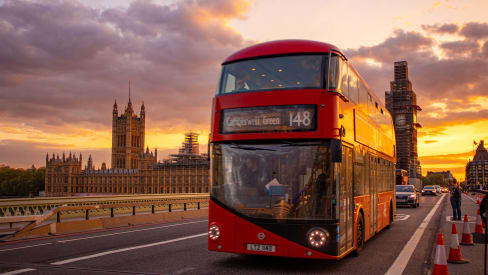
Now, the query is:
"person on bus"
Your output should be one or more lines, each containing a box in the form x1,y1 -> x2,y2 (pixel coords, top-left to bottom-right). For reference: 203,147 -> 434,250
450,185 -> 462,220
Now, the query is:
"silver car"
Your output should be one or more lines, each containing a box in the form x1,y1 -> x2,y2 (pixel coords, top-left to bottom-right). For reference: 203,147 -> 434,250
396,185 -> 420,208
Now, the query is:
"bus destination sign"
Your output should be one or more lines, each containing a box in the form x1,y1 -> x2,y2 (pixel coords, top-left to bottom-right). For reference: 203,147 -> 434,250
221,105 -> 316,134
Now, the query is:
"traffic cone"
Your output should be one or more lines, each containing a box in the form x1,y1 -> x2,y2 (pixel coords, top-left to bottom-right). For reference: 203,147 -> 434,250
433,233 -> 449,275
460,214 -> 474,246
475,209 -> 484,234
447,223 -> 469,264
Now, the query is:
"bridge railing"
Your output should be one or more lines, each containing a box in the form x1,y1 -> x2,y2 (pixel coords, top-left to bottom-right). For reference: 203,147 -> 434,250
0,194 -> 209,240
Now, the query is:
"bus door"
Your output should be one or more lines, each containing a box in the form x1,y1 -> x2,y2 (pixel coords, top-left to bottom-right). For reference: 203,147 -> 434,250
338,146 -> 354,254
369,155 -> 377,234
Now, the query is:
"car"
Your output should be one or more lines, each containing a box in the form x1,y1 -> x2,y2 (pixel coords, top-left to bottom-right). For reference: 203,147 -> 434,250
441,187 -> 448,193
396,185 -> 420,208
422,185 -> 437,196
434,185 -> 442,194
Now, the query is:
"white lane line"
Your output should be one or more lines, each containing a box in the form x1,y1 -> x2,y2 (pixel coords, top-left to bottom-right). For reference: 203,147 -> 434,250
51,232 -> 207,265
0,243 -> 52,252
385,194 -> 445,275
464,193 -> 477,203
0,268 -> 36,275
57,220 -> 208,243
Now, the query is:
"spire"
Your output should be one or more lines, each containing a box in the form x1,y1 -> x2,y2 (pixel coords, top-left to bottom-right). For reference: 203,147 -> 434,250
140,101 -> 145,116
126,81 -> 134,114
113,99 -> 118,115
46,153 -> 49,164
62,152 -> 65,161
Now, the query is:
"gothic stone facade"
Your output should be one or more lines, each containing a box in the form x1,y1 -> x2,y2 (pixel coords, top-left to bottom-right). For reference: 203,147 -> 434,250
45,100 -> 209,196
466,140 -> 488,189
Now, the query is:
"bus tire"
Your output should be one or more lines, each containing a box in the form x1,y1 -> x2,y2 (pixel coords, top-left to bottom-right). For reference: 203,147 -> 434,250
352,214 -> 364,257
386,201 -> 393,229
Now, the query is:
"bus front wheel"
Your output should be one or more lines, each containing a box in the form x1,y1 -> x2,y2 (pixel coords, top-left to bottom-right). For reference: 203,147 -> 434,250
352,214 -> 364,257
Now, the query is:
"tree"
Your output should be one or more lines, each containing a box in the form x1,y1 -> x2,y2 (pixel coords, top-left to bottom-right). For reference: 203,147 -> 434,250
0,166 -> 45,197
421,173 -> 445,187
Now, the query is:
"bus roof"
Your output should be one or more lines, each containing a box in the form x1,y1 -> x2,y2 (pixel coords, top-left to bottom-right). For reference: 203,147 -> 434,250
223,40 -> 342,64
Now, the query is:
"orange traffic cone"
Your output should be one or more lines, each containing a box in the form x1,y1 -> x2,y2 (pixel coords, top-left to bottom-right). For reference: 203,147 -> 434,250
433,233 -> 449,275
460,214 -> 474,246
447,223 -> 469,264
475,209 -> 484,234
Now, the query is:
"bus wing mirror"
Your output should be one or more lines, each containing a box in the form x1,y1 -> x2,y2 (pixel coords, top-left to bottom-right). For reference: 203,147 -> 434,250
331,139 -> 342,163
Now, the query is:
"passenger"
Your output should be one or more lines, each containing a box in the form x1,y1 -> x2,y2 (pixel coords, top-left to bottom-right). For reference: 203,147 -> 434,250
450,185 -> 462,220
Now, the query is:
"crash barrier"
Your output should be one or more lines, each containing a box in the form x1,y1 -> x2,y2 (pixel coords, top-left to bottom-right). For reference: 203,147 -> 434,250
0,194 -> 209,217
0,194 -> 209,240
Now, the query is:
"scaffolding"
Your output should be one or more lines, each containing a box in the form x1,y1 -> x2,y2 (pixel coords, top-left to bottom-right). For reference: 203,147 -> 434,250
385,61 -> 422,180
178,132 -> 200,155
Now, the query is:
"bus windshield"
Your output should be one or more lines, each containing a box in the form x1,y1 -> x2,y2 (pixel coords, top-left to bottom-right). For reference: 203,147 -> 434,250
219,55 -> 324,94
211,141 -> 336,221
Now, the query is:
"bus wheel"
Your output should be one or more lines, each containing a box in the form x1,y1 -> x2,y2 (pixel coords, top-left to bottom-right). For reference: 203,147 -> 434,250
352,214 -> 364,257
386,202 -> 393,229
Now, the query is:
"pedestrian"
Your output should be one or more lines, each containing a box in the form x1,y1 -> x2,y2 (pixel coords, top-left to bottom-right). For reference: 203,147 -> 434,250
450,185 -> 462,220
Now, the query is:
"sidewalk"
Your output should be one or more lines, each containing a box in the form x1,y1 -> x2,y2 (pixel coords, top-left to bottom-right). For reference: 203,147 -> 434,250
437,192 -> 487,275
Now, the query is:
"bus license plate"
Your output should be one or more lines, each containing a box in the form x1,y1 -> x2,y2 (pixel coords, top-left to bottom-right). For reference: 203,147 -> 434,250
247,244 -> 276,253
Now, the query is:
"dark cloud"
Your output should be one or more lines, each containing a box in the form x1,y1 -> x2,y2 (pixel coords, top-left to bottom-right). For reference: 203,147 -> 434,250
440,40 -> 480,56
346,29 -> 434,64
344,24 -> 488,131
460,22 -> 488,40
483,41 -> 488,58
421,23 -> 459,34
0,0 -> 253,133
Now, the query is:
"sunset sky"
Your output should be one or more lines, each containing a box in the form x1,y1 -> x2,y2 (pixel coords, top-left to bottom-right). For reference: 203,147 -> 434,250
0,0 -> 487,181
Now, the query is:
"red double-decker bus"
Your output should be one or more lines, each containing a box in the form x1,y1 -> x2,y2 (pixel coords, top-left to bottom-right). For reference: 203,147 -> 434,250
208,40 -> 396,259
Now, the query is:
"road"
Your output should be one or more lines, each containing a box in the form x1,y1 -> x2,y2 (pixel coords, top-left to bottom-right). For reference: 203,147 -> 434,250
0,193 -> 469,275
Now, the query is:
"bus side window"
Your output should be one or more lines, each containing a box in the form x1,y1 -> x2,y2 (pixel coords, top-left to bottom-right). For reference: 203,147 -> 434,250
348,72 -> 358,104
358,80 -> 367,112
328,55 -> 339,90
339,59 -> 349,99
353,147 -> 365,196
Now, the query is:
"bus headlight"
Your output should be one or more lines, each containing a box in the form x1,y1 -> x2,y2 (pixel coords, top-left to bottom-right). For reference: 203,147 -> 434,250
209,224 -> 221,241
307,228 -> 328,248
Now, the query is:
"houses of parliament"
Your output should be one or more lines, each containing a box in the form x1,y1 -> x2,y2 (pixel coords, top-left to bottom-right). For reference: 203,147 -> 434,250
44,98 -> 209,196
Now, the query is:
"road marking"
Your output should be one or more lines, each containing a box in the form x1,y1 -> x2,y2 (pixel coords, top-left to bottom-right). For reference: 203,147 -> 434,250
57,220 -> 207,243
385,194 -> 445,275
464,194 -> 477,204
0,243 -> 52,252
395,214 -> 410,221
446,216 -> 475,223
51,232 -> 207,265
0,268 -> 36,275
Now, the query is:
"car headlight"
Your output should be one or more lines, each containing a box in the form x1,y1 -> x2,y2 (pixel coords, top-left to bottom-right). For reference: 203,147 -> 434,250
208,224 -> 221,241
307,228 -> 328,248
409,195 -> 415,199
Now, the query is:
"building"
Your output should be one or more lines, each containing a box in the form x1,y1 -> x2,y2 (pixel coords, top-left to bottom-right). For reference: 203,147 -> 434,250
426,171 -> 456,186
45,99 -> 209,196
385,61 -> 422,188
466,140 -> 488,190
